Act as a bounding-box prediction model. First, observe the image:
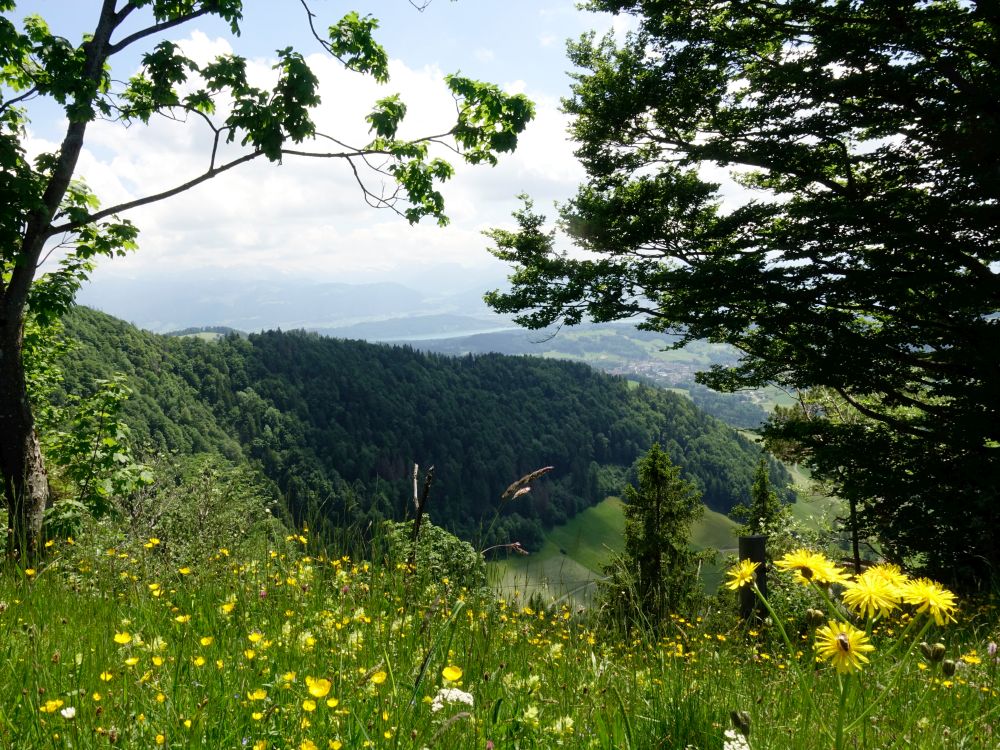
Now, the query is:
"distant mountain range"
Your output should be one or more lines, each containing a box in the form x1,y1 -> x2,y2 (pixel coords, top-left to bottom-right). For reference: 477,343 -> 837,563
77,274 -> 513,334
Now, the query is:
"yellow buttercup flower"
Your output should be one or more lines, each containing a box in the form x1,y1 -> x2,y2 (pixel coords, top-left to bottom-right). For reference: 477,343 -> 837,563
442,665 -> 463,682
305,676 -> 331,698
39,699 -> 64,713
248,688 -> 267,701
725,559 -> 759,590
815,620 -> 875,673
370,670 -> 387,685
302,699 -> 317,712
113,632 -> 132,645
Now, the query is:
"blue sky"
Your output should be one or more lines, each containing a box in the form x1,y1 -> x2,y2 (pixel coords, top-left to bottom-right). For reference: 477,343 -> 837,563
9,1 -> 630,292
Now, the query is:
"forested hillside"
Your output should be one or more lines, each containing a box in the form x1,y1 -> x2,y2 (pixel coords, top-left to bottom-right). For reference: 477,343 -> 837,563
57,307 -> 788,547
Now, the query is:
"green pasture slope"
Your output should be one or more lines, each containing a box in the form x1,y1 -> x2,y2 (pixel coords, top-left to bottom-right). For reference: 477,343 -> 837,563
490,498 -> 741,607
491,486 -> 846,607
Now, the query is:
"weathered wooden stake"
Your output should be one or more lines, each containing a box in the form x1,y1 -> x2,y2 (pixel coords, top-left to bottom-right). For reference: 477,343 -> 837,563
738,534 -> 767,621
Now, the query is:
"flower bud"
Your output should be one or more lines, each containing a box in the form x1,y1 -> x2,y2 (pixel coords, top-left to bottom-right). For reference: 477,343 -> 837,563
920,642 -> 933,660
805,608 -> 826,628
930,643 -> 946,662
988,641 -> 997,658
942,659 -> 956,677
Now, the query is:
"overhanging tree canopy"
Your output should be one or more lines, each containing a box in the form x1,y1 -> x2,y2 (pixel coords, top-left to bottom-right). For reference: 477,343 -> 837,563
486,0 -> 999,585
0,0 -> 533,558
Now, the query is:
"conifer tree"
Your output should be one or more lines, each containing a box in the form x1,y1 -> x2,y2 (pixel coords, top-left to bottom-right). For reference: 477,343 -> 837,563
600,443 -> 704,629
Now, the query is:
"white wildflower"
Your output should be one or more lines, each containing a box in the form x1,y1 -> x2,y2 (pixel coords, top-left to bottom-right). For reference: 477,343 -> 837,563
723,728 -> 751,750
431,687 -> 474,713
60,706 -> 76,720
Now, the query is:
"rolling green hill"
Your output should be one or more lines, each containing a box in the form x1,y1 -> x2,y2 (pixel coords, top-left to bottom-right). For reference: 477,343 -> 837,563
413,323 -> 785,428
55,307 -> 789,549
491,497 -> 742,606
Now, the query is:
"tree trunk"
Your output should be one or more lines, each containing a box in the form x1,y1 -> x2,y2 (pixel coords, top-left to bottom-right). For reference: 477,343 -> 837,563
0,316 -> 48,561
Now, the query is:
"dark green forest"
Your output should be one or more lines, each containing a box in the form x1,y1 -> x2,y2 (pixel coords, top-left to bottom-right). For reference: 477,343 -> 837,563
54,307 -> 788,549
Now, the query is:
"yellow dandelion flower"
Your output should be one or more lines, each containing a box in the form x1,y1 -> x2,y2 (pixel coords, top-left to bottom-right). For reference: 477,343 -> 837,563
900,578 -> 958,625
841,570 -> 900,619
442,665 -> 463,682
305,676 -> 331,698
775,549 -> 823,582
961,651 -> 981,665
725,559 -> 759,590
810,558 -> 851,585
302,699 -> 317,712
867,562 -> 909,588
775,549 -> 849,585
815,620 -> 875,673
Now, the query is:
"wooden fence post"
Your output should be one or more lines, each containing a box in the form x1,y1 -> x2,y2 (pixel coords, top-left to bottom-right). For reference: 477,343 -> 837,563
738,534 -> 767,621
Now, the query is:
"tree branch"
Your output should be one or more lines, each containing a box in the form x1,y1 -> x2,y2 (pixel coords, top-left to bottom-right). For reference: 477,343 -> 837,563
46,150 -> 264,236
107,8 -> 214,56
0,87 -> 39,116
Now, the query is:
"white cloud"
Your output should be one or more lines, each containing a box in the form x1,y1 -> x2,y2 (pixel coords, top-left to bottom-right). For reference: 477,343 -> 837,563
48,32 -> 583,285
474,47 -> 495,63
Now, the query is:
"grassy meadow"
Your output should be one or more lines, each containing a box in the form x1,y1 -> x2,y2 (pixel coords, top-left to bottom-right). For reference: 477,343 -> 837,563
4,527 -> 997,750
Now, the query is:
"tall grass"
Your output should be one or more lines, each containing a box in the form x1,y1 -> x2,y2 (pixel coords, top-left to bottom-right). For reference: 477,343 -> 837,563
1,529 -> 997,749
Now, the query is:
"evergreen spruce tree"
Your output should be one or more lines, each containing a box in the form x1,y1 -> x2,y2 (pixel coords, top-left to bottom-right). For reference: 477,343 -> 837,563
599,444 -> 704,630
731,458 -> 788,538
